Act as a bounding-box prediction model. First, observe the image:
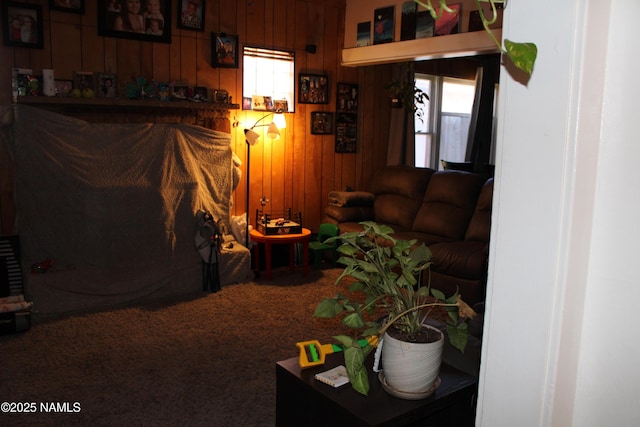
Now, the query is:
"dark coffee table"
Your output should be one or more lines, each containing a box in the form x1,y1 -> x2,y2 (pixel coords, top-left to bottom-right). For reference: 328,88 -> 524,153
275,352 -> 477,426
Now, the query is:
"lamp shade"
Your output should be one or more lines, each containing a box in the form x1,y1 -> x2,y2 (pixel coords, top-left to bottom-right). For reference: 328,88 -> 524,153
273,113 -> 287,129
267,122 -> 280,140
244,129 -> 260,146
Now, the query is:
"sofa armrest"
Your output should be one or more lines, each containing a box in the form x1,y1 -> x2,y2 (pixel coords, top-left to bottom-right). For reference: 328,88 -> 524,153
328,191 -> 375,207
325,206 -> 374,223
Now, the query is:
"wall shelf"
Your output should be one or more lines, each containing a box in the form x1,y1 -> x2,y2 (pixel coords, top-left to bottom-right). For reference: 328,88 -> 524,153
342,30 -> 502,67
15,96 -> 239,112
14,96 -> 239,132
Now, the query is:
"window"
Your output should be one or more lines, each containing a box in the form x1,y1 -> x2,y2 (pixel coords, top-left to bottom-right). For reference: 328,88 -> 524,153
414,75 -> 476,169
243,46 -> 295,112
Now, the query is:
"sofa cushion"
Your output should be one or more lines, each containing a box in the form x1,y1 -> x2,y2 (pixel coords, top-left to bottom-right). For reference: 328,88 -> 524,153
412,171 -> 487,241
324,206 -> 374,223
465,178 -> 494,242
428,240 -> 489,280
370,166 -> 435,230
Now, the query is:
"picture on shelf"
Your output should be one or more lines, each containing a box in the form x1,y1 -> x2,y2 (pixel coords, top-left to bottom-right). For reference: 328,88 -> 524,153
96,73 -> 117,98
434,3 -> 461,36
192,86 -> 208,102
356,21 -> 370,47
416,10 -> 435,39
400,1 -> 417,41
73,71 -> 94,91
373,6 -> 394,45
54,79 -> 73,96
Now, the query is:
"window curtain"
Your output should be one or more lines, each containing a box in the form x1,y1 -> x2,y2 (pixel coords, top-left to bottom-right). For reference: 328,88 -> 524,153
386,63 -> 416,166
466,56 -> 499,174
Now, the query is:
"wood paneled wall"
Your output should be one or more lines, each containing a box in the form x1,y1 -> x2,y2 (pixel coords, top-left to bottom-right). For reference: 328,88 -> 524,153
0,0 -> 395,235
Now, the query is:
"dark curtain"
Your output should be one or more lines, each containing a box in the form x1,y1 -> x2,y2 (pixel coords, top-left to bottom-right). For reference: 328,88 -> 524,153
386,63 -> 416,166
467,56 -> 500,174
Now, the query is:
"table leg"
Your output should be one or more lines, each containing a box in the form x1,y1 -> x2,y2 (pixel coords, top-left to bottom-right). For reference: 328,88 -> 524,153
253,242 -> 260,272
265,241 -> 272,280
303,240 -> 308,277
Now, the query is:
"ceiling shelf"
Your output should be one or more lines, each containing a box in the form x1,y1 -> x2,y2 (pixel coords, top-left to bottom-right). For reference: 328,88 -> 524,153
342,30 -> 502,67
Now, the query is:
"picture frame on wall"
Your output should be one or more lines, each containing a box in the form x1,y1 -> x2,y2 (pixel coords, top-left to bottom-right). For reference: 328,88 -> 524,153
299,74 -> 329,104
2,2 -> 44,49
97,0 -> 172,44
212,33 -> 239,68
356,21 -> 370,47
311,112 -> 334,135
50,0 -> 85,14
337,83 -> 358,114
335,113 -> 358,153
177,0 -> 205,32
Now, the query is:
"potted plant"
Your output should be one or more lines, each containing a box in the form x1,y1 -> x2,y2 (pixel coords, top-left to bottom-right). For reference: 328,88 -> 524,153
313,221 -> 476,396
384,63 -> 429,122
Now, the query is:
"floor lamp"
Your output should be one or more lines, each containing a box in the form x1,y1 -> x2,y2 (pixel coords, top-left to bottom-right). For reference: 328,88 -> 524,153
243,111 -> 286,248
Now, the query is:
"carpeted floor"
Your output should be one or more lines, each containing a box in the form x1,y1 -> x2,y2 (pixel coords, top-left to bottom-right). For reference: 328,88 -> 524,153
0,266 -> 351,426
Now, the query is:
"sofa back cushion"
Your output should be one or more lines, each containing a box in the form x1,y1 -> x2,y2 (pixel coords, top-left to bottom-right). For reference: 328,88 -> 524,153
411,171 -> 487,241
465,178 -> 494,242
370,166 -> 435,231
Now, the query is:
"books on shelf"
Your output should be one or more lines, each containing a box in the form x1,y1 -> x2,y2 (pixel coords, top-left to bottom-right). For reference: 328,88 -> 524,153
314,365 -> 350,388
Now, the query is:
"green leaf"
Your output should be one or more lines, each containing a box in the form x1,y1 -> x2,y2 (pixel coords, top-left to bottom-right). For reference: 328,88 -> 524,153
504,39 -> 538,75
313,298 -> 344,318
343,311 -> 366,329
431,288 -> 446,301
344,345 -> 369,395
446,322 -> 469,353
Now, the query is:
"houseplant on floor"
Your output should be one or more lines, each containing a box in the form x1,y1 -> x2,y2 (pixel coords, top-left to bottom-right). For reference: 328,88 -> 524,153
313,222 -> 476,396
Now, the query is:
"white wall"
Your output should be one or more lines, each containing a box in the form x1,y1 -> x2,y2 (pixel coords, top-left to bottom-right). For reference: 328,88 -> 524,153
478,0 -> 640,426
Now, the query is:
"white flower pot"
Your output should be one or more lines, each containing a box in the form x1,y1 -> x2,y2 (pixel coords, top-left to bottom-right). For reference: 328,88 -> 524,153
380,325 -> 444,399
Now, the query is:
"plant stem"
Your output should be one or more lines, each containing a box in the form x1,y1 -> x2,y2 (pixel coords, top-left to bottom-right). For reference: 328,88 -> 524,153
378,301 -> 459,337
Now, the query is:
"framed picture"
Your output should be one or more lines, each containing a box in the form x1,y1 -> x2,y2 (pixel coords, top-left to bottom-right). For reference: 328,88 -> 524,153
96,73 -> 117,98
212,33 -> 239,68
192,86 -> 208,102
400,1 -> 417,41
273,99 -> 289,113
54,79 -> 73,96
171,84 -> 191,100
337,83 -> 358,114
2,2 -> 44,49
177,0 -> 204,31
373,6 -> 394,45
435,3 -> 461,36
335,113 -> 358,153
356,21 -> 370,47
50,0 -> 84,14
97,0 -> 172,44
73,71 -> 94,91
311,112 -> 334,135
213,89 -> 229,104
299,74 -> 329,104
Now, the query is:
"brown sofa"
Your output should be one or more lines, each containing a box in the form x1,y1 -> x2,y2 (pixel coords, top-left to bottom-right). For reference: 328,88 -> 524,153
324,166 -> 493,306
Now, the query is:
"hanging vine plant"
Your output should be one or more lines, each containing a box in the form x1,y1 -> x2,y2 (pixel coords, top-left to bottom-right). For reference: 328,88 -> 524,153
413,0 -> 537,75
384,62 -> 429,121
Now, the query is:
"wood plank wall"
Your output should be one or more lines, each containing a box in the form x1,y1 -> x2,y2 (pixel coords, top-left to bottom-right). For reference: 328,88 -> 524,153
0,0 -> 395,235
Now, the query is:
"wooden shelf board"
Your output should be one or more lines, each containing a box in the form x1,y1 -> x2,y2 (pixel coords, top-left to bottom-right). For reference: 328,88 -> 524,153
342,30 -> 502,67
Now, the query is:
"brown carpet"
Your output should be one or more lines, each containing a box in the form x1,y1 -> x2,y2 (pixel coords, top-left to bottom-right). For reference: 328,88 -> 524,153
0,267 -> 350,426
